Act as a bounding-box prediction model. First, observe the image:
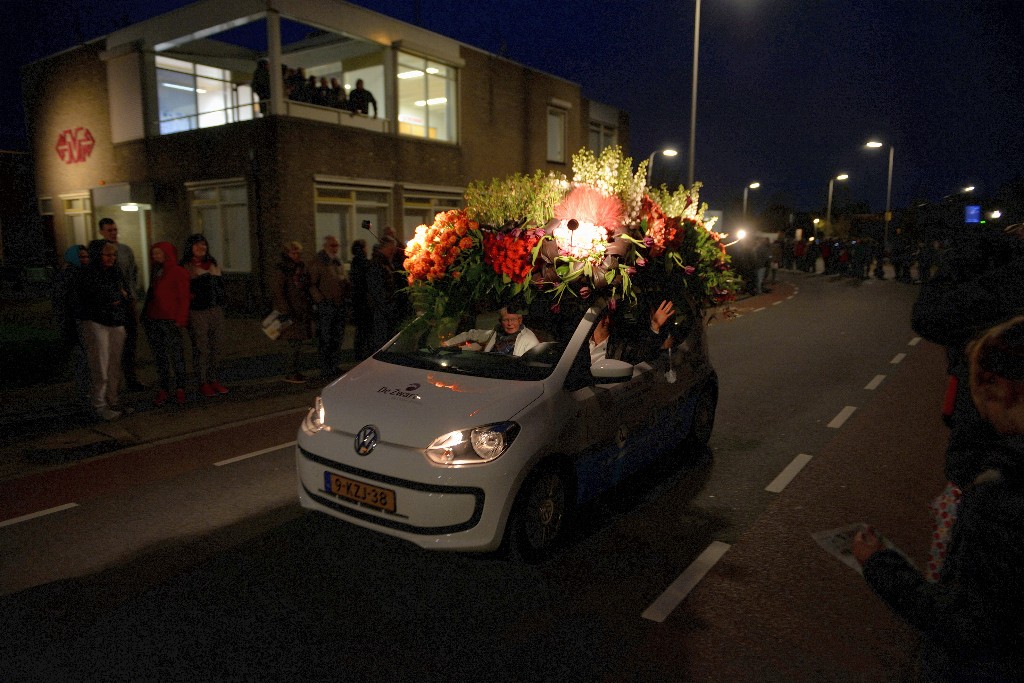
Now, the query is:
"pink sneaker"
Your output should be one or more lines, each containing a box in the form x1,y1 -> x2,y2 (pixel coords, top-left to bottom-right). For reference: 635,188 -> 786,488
153,390 -> 169,407
211,381 -> 229,395
175,388 -> 186,405
200,383 -> 217,397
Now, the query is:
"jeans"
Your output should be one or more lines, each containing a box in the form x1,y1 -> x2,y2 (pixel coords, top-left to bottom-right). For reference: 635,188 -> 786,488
189,306 -> 225,384
145,319 -> 187,390
316,301 -> 346,374
81,320 -> 126,412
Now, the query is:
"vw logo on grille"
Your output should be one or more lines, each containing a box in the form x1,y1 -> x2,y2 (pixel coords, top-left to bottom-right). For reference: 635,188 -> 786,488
355,425 -> 379,456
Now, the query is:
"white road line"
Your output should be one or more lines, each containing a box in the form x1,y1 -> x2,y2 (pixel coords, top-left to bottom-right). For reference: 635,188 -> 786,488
753,307 -> 765,313
890,353 -> 907,364
215,441 -> 296,467
828,406 -> 857,429
0,502 -> 79,529
642,541 -> 731,622
772,301 -> 782,306
908,337 -> 921,346
765,454 -> 813,493
864,374 -> 886,391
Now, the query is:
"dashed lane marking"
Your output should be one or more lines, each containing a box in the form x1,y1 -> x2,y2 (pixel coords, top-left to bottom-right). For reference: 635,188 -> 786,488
908,337 -> 921,346
215,441 -> 296,467
772,301 -> 782,306
753,307 -> 765,313
828,406 -> 857,429
891,353 -> 907,364
642,541 -> 731,623
865,374 -> 886,391
0,502 -> 79,529
765,454 -> 813,493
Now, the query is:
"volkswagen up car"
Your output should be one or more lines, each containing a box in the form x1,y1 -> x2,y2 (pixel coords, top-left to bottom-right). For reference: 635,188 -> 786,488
296,299 -> 717,560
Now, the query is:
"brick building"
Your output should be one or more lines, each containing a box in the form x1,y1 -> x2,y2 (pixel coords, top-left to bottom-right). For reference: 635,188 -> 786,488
21,0 -> 628,310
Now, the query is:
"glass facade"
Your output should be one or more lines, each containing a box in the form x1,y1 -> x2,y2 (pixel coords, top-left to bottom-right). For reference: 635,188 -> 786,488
396,53 -> 457,142
157,56 -> 254,134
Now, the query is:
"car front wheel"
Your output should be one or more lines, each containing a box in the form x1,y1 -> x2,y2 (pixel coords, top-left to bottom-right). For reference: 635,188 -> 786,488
509,465 -> 570,562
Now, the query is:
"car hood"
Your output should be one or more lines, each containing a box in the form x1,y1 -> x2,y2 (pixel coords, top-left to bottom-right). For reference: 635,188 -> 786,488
321,358 -> 545,447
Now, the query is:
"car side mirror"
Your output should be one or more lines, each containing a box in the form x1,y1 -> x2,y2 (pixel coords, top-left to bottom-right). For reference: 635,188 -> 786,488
591,359 -> 633,384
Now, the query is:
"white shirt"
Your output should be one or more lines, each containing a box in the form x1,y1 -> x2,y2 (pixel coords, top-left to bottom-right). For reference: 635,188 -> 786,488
589,337 -> 608,364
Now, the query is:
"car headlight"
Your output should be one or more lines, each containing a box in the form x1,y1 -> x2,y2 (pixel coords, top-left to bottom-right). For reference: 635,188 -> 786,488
302,396 -> 331,434
425,422 -> 520,466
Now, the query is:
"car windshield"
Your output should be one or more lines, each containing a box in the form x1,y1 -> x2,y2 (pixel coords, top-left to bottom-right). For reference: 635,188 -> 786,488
374,304 -> 588,381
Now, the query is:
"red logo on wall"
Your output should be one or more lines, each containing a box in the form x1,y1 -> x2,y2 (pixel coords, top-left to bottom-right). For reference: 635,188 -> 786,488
55,128 -> 96,164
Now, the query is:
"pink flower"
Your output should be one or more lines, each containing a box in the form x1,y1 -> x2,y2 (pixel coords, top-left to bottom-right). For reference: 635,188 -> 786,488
609,297 -> 617,311
683,265 -> 696,275
636,257 -> 647,267
579,286 -> 591,298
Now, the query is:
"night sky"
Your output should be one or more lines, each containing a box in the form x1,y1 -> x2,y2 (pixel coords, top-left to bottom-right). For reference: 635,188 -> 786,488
3,0 -> 1022,221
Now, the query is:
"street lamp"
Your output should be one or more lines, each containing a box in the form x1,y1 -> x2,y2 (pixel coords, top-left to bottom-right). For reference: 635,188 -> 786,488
688,0 -> 702,186
742,181 -> 760,220
826,173 -> 849,234
864,140 -> 894,251
645,148 -> 678,186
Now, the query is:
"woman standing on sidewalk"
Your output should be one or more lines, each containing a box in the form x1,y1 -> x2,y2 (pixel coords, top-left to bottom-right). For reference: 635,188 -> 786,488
181,234 -> 229,397
272,240 -> 313,383
143,242 -> 190,406
854,315 -> 1024,682
78,240 -> 131,421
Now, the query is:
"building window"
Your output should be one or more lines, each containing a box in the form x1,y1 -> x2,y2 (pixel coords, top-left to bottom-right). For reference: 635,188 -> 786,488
314,184 -> 392,264
588,123 -> 617,154
60,193 -> 92,247
402,193 -> 463,235
547,107 -> 567,163
188,181 -> 251,272
157,56 -> 254,135
396,53 -> 457,142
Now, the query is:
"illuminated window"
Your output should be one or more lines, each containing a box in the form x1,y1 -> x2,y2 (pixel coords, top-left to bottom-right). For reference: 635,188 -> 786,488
156,56 -> 254,135
396,53 -> 457,142
547,107 -> 567,163
187,180 -> 251,272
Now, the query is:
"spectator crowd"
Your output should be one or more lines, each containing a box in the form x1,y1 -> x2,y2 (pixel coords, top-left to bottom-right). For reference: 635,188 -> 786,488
250,59 -> 377,117
52,216 -> 406,422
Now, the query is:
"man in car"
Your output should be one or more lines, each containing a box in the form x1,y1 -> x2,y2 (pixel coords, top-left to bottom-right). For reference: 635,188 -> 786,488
442,307 -> 540,356
590,299 -> 675,365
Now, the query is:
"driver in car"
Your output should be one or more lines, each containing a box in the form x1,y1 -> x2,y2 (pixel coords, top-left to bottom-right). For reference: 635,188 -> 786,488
590,299 -> 675,365
442,307 -> 540,356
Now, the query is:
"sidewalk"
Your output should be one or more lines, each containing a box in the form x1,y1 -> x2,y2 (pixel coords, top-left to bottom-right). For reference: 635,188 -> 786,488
0,311 -> 342,481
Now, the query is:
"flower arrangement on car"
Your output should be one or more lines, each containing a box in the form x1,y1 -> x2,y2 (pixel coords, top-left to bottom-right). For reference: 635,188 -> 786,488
402,146 -> 738,335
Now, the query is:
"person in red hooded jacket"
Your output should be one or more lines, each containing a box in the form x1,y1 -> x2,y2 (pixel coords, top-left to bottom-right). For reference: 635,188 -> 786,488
143,241 -> 191,406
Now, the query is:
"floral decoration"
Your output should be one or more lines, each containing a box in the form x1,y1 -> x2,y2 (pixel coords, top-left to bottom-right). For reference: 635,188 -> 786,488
401,146 -> 738,332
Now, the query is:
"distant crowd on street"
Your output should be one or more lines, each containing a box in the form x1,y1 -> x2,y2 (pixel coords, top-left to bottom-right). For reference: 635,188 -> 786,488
730,228 -> 950,295
249,59 -> 377,117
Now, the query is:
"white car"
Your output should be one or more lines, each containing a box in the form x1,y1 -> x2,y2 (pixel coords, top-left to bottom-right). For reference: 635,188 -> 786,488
296,301 -> 717,560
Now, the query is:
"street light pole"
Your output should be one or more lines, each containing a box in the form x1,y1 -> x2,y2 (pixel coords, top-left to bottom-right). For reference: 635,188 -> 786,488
826,174 -> 848,234
645,148 -> 678,186
687,0 -> 702,187
865,140 -> 895,251
742,181 -> 760,221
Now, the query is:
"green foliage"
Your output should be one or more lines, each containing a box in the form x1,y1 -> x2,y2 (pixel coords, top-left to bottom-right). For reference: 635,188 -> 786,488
464,171 -> 568,227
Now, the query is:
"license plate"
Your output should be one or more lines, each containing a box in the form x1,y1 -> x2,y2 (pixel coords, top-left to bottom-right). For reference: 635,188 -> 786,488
324,472 -> 396,513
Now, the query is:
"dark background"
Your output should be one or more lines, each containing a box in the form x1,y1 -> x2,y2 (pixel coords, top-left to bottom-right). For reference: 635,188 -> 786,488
2,0 -> 1022,218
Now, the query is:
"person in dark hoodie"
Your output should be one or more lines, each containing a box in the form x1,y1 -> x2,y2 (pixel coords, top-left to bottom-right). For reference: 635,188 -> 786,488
51,244 -> 90,410
144,241 -> 191,407
854,315 -> 1024,682
272,240 -> 314,383
78,239 -> 131,421
181,234 -> 229,397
